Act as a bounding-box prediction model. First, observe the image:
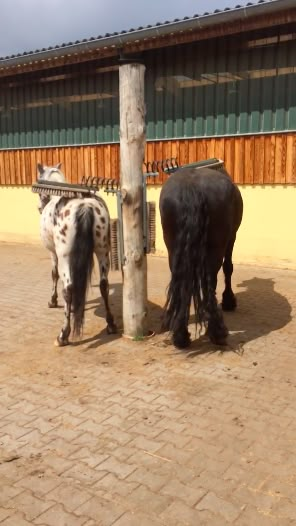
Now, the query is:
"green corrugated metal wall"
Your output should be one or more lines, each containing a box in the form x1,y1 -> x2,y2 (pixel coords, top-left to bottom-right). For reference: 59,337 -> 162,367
1,26 -> 296,149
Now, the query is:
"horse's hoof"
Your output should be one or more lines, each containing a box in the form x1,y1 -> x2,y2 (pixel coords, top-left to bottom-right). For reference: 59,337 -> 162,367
107,324 -> 117,335
208,326 -> 228,346
54,337 -> 69,347
173,330 -> 191,349
222,292 -> 237,311
48,301 -> 58,308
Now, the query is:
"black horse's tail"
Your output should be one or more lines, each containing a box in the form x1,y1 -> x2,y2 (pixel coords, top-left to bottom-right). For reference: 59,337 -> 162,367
70,205 -> 94,336
163,183 -> 209,346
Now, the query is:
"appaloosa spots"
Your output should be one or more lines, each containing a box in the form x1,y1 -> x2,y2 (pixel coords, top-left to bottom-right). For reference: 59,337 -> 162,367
101,217 -> 106,224
64,209 -> 70,217
95,207 -> 101,215
60,224 -> 68,236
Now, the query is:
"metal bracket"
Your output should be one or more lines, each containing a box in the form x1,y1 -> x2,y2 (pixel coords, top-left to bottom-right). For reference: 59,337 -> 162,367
118,50 -> 144,65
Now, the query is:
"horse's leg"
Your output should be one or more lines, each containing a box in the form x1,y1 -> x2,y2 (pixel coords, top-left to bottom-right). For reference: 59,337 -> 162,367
172,311 -> 191,349
168,248 -> 190,348
96,251 -> 117,334
206,270 -> 228,346
222,237 -> 237,311
48,252 -> 59,308
54,256 -> 72,347
161,248 -> 174,332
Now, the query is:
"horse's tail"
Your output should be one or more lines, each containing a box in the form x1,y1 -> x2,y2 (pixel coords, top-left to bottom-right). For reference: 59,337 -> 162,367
70,205 -> 94,336
163,183 -> 209,344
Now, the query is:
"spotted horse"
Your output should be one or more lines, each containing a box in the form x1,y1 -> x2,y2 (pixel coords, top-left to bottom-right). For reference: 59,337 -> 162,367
36,163 -> 117,346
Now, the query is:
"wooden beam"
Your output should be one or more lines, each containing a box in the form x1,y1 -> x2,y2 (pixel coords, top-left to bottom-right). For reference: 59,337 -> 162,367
119,63 -> 148,338
1,133 -> 296,186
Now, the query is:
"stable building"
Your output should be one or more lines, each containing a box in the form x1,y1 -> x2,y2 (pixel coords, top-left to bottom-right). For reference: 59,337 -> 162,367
0,0 -> 295,267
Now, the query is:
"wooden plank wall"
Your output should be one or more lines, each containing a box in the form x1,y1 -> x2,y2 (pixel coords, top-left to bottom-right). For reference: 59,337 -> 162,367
0,133 -> 296,186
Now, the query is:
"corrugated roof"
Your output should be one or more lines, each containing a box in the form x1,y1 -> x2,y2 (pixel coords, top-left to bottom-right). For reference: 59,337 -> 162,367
0,0 -> 290,66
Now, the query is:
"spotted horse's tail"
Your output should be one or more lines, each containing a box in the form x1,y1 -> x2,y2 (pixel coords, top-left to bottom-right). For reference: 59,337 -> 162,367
70,205 -> 94,336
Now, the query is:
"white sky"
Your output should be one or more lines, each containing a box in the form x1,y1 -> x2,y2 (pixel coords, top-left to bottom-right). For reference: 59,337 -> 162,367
1,0 -> 255,56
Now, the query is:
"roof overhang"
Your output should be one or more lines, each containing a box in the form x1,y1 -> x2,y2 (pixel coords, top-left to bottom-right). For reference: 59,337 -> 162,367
0,0 -> 295,78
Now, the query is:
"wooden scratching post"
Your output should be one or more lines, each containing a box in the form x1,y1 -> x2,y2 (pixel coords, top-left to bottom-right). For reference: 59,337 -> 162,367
119,63 -> 148,339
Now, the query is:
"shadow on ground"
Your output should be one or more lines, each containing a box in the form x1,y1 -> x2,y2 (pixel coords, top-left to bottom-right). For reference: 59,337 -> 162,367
186,276 -> 292,357
78,281 -> 164,349
79,276 -> 292,355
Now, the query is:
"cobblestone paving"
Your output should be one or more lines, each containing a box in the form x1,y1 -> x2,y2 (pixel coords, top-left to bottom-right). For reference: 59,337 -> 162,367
0,243 -> 296,525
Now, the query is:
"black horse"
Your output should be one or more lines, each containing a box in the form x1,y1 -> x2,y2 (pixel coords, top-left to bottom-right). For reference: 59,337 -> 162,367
160,166 -> 243,349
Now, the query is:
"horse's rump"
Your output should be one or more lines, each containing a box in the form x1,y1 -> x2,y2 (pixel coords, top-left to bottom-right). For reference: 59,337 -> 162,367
160,167 -> 242,260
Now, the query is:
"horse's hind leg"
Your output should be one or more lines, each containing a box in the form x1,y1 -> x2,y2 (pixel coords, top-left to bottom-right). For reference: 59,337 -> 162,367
97,251 -> 117,334
162,246 -> 191,347
48,252 -> 59,308
54,257 -> 72,346
206,272 -> 228,345
172,314 -> 191,349
222,237 -> 237,311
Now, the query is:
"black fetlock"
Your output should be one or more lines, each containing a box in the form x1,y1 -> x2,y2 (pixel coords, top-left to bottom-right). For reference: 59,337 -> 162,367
207,313 -> 228,345
106,313 -> 117,334
107,322 -> 117,334
173,327 -> 191,349
222,290 -> 237,311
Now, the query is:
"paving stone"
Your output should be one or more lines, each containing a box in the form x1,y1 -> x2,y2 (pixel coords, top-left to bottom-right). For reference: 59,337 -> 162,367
95,457 -> 137,480
93,472 -> 139,498
15,475 -> 63,498
5,491 -> 54,522
46,484 -> 92,513
127,467 -> 169,492
62,462 -> 108,486
75,496 -> 125,525
196,491 -> 244,522
0,508 -> 14,522
1,514 -> 33,526
112,511 -> 163,526
160,478 -> 207,507
0,485 -> 24,506
126,484 -> 173,515
160,500 -> 206,525
34,503 -> 88,526
1,244 -> 296,525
